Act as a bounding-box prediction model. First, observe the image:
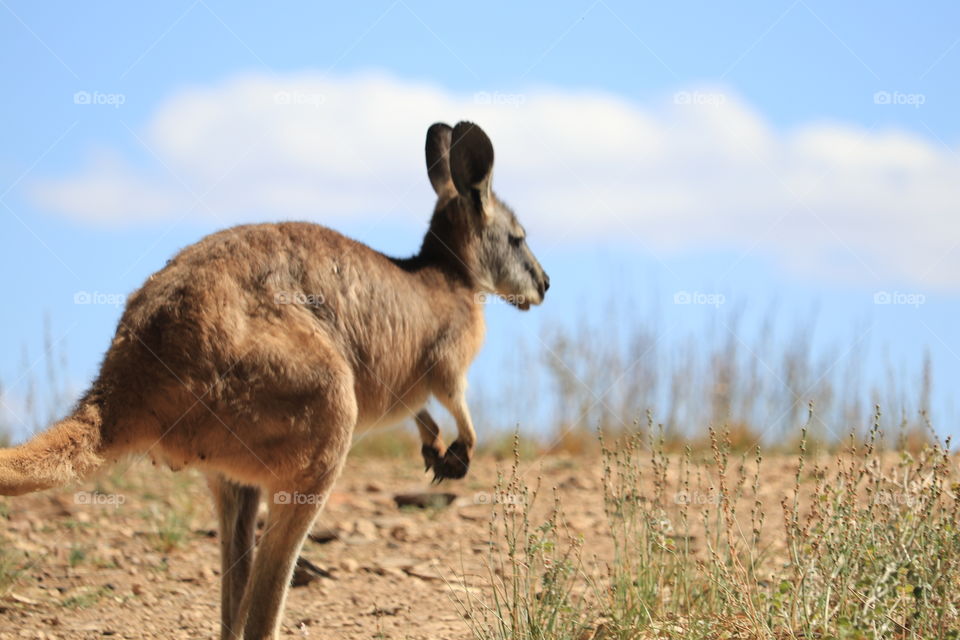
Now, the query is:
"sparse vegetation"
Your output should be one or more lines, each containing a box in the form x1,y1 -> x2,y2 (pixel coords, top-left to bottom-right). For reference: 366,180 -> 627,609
0,541 -> 27,597
61,585 -> 111,609
458,418 -> 960,639
68,543 -> 88,568
144,503 -> 191,553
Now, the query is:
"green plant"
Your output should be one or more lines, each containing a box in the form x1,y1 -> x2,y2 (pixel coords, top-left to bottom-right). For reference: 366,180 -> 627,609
142,504 -> 190,553
62,585 -> 111,609
68,543 -> 88,567
0,541 -> 27,596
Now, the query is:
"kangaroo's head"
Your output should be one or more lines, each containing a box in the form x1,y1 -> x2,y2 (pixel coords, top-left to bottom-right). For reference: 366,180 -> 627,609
423,121 -> 549,311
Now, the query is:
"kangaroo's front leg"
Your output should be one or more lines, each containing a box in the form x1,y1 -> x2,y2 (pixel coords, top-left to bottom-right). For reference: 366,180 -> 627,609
415,409 -> 445,474
431,385 -> 476,482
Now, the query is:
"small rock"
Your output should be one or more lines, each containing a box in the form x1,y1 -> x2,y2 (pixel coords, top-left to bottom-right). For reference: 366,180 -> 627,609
374,557 -> 416,571
290,557 -> 333,587
458,505 -> 491,521
352,519 -> 378,540
307,526 -> 340,544
371,604 -> 403,616
389,523 -> 412,541
559,475 -> 592,490
404,562 -> 442,582
393,492 -> 456,509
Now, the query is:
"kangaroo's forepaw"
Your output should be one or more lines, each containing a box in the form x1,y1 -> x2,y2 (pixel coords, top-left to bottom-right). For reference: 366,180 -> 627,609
421,443 -> 443,473
431,439 -> 471,483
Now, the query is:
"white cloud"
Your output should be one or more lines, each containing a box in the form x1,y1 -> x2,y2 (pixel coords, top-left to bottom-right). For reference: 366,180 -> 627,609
28,71 -> 960,288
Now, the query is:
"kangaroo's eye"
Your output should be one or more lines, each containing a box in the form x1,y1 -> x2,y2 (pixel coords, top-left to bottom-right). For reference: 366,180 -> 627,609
508,234 -> 523,247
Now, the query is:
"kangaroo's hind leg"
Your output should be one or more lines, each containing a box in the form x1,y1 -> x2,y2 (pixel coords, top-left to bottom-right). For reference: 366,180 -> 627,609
235,375 -> 357,637
209,473 -> 261,640
236,454 -> 351,639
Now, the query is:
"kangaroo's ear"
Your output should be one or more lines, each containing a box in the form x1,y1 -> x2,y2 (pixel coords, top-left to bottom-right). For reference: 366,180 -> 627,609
425,123 -> 455,196
449,121 -> 494,200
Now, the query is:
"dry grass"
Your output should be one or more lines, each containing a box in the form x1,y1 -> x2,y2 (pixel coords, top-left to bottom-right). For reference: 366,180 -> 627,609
459,416 -> 960,640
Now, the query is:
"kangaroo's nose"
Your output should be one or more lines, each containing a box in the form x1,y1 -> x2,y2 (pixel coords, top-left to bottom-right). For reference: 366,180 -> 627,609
542,273 -> 550,293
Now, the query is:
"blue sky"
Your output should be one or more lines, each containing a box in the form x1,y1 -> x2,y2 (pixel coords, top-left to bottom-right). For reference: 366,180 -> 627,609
1,1 -> 959,442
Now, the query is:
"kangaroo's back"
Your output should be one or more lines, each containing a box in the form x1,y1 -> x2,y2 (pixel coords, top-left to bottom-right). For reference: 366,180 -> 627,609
119,221 -> 482,428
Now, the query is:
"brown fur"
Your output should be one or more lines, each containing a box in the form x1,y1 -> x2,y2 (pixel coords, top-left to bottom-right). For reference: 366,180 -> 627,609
0,121 -> 548,639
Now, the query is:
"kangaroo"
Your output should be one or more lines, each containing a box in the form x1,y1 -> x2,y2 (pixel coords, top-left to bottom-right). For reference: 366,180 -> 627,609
0,121 -> 549,639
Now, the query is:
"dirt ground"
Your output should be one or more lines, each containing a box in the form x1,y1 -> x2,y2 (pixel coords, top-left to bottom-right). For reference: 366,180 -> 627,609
0,450 -> 802,640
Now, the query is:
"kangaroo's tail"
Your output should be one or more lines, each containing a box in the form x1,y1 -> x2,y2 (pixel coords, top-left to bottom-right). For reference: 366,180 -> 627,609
0,399 -> 105,496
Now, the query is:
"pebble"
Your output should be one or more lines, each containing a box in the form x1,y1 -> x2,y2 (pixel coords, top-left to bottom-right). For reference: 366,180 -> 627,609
389,523 -> 413,541
352,519 -> 378,540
